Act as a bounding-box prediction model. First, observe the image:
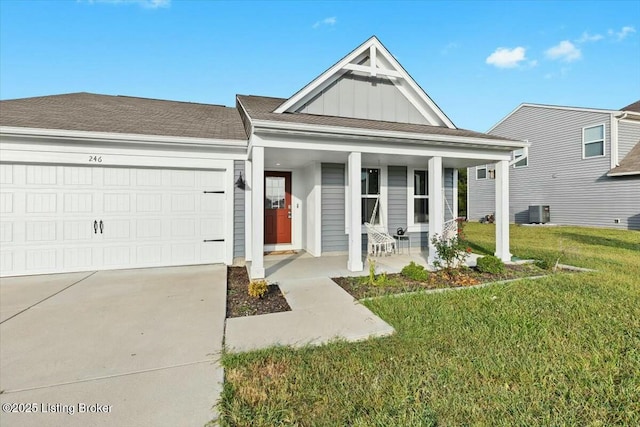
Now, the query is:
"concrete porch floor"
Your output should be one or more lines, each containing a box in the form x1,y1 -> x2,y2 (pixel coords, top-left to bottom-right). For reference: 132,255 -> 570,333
262,250 -> 482,283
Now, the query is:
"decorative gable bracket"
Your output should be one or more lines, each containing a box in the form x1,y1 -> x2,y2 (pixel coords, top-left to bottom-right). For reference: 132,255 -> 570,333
274,36 -> 456,129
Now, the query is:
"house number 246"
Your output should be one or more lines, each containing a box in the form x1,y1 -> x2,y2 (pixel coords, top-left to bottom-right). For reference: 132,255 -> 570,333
89,155 -> 103,163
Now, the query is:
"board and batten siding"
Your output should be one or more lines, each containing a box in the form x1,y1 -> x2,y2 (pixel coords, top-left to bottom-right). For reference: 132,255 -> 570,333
297,73 -> 429,125
321,163 -> 348,253
233,160 -> 245,258
469,105 -> 640,230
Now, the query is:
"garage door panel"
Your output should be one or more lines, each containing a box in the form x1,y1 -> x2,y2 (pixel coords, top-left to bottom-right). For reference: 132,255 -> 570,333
137,245 -> 162,264
1,165 -> 228,276
137,194 -> 162,212
0,222 -> 13,243
25,221 -> 57,242
104,193 -> 131,212
171,219 -> 196,238
202,242 -> 224,263
171,194 -> 196,212
103,168 -> 131,186
63,193 -> 93,213
0,164 -> 13,184
63,247 -> 94,269
63,221 -> 94,241
26,193 -> 56,213
26,165 -> 57,185
26,249 -> 57,271
0,193 -> 14,213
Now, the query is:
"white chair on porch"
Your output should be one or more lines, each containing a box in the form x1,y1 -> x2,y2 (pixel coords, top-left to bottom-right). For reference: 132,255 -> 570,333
364,197 -> 396,256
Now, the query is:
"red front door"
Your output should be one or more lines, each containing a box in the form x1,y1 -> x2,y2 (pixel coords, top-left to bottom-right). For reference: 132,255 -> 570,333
264,172 -> 292,244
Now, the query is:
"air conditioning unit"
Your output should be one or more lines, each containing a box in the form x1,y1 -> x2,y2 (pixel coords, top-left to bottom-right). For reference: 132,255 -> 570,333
529,205 -> 550,224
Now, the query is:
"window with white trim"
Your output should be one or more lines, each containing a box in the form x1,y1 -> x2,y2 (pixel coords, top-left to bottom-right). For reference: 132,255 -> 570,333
513,148 -> 528,168
476,165 -> 495,180
413,170 -> 429,224
583,124 -> 605,158
361,168 -> 380,224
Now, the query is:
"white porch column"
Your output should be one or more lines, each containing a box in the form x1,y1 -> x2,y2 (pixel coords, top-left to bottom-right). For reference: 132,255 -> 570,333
347,152 -> 363,272
250,146 -> 265,279
244,159 -> 252,262
428,156 -> 443,265
495,160 -> 512,262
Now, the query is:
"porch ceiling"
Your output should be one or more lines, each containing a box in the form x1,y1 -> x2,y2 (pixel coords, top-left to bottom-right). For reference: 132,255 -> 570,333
264,147 -> 493,169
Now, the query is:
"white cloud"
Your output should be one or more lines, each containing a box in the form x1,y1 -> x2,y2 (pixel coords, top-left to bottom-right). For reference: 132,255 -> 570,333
576,31 -> 603,43
609,26 -> 636,41
485,47 -> 527,68
441,42 -> 459,55
84,0 -> 170,8
313,17 -> 337,29
545,40 -> 581,62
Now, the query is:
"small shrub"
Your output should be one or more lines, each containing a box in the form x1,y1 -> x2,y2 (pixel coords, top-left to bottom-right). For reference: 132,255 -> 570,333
476,255 -> 506,274
248,280 -> 268,298
534,253 -> 561,271
431,218 -> 471,271
401,261 -> 429,281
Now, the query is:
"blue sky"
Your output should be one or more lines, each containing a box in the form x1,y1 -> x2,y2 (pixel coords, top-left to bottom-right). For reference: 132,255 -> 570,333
1,0 -> 638,131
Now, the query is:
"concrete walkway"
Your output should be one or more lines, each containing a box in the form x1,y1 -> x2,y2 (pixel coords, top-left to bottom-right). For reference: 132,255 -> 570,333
224,277 -> 395,353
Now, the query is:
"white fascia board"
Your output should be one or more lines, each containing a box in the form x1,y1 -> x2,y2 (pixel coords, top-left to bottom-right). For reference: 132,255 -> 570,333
251,119 -> 529,150
0,126 -> 248,150
254,134 -> 512,162
274,37 -> 378,113
607,170 -> 640,177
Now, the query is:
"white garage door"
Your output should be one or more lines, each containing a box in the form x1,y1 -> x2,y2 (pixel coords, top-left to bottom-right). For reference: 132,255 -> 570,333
0,164 -> 227,277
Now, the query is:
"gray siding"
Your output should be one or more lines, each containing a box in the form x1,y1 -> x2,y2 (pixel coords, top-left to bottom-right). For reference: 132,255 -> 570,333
468,165 -> 497,221
297,73 -> 429,125
321,163 -> 348,252
469,105 -> 640,230
233,160 -> 245,258
444,168 -> 455,221
618,120 -> 640,159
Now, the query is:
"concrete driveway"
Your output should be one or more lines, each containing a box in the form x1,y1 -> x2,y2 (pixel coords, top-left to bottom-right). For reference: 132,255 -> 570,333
0,265 -> 226,427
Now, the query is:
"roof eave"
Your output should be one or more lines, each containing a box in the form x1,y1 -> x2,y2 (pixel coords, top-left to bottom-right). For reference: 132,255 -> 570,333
606,170 -> 640,177
0,126 -> 248,149
251,119 -> 528,150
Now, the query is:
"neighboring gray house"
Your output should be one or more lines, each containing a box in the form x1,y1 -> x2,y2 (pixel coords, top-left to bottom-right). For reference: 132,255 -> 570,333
468,101 -> 640,230
0,36 -> 526,278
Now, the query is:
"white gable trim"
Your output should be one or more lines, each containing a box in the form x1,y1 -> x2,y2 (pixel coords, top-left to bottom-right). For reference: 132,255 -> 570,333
274,36 -> 456,129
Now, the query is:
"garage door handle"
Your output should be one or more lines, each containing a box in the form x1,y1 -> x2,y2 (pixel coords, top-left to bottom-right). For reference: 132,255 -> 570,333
203,239 -> 224,242
94,220 -> 98,234
99,220 -> 104,234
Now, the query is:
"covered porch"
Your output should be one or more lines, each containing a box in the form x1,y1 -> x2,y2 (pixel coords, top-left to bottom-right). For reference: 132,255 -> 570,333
244,141 -> 515,280
260,250 -> 484,283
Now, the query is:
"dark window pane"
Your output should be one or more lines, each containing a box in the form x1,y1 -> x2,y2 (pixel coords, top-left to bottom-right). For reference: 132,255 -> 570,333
368,169 -> 379,195
585,141 -> 603,157
362,198 -> 379,224
515,157 -> 527,167
414,198 -> 429,223
477,168 -> 487,179
361,169 -> 367,194
414,170 -> 427,195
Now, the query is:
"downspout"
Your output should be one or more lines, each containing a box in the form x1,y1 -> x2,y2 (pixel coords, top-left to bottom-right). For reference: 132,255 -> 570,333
611,111 -> 628,168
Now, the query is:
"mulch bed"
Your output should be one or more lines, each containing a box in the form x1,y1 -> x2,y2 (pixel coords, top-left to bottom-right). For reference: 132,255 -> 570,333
226,266 -> 291,318
332,263 -> 548,300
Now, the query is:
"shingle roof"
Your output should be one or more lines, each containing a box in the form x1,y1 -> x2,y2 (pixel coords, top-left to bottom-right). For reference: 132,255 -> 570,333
237,95 -> 514,142
0,92 -> 248,140
608,141 -> 640,176
621,100 -> 640,113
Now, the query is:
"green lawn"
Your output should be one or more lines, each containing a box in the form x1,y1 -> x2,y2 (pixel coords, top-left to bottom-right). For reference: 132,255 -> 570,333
218,224 -> 640,426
